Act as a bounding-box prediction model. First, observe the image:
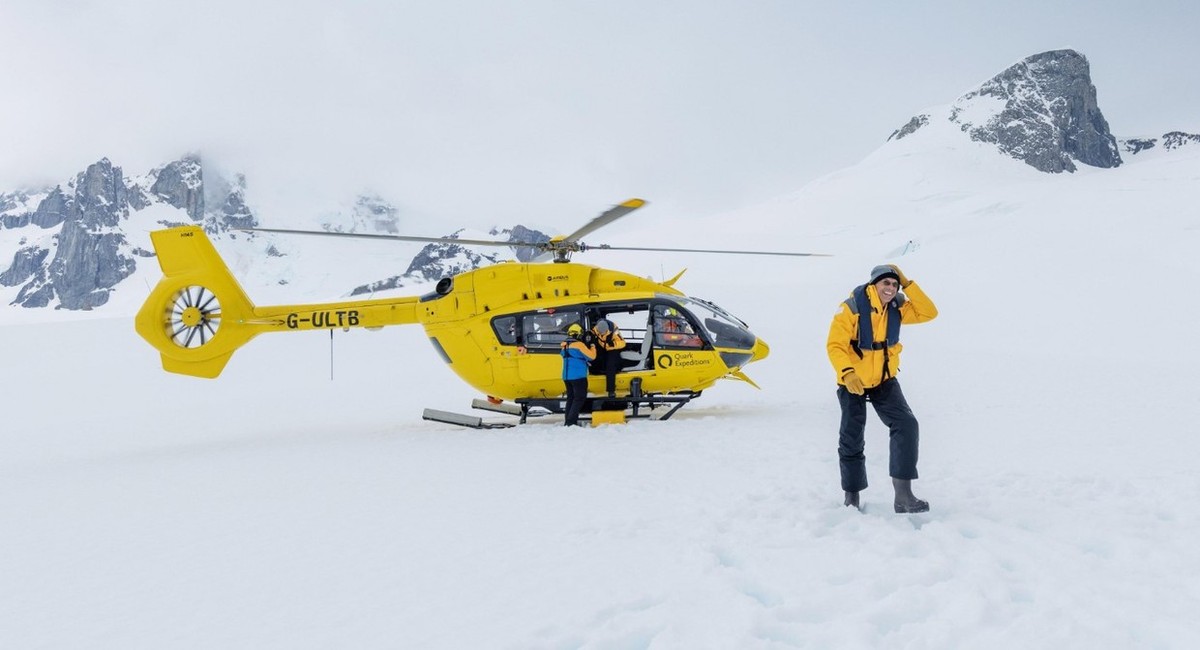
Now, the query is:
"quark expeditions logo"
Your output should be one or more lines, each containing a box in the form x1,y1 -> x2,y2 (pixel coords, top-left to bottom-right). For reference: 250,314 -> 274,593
656,351 -> 712,369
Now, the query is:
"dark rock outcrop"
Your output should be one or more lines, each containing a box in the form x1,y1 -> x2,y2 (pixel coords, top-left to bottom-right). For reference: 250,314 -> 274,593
1122,138 -> 1157,155
7,159 -> 142,309
51,221 -> 137,309
150,154 -> 205,221
32,187 -> 73,229
1162,131 -> 1200,150
1,154 -> 259,310
951,49 -> 1121,172
889,114 -> 929,142
1118,131 -> 1200,157
349,225 -> 551,296
0,246 -> 50,287
495,225 -> 550,263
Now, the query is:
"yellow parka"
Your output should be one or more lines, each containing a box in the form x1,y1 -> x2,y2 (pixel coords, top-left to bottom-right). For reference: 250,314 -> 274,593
594,327 -> 626,351
826,281 -> 937,389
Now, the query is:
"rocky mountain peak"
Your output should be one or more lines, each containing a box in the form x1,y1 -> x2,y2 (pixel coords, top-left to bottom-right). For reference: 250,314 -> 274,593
891,49 -> 1122,173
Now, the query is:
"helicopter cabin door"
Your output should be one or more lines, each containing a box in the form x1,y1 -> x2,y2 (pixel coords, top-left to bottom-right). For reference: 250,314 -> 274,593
493,305 -> 658,395
512,309 -> 584,387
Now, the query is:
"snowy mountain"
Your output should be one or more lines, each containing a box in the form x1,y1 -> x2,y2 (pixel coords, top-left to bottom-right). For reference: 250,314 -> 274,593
889,49 -> 1122,172
0,155 -> 254,311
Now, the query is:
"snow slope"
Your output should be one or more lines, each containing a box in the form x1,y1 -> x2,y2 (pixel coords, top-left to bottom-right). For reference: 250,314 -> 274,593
3,127 -> 1199,648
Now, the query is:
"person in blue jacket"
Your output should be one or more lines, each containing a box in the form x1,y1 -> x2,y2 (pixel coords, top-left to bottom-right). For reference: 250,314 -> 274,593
561,323 -> 596,426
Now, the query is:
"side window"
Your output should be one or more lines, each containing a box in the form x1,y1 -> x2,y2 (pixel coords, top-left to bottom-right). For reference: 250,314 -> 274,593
491,315 -> 518,345
522,311 -> 581,351
604,306 -> 649,350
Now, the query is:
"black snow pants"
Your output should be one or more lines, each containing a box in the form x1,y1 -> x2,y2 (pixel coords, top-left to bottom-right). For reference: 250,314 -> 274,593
837,377 -> 919,492
564,377 -> 589,426
590,348 -> 621,395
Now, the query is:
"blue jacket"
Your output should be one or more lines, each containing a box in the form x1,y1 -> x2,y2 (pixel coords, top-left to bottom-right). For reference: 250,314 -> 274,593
561,339 -> 595,380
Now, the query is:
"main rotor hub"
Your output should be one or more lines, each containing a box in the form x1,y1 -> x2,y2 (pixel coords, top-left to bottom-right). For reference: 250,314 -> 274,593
548,241 -> 587,263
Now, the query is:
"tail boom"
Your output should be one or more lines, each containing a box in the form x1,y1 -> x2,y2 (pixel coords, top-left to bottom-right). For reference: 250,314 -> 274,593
135,226 -> 420,378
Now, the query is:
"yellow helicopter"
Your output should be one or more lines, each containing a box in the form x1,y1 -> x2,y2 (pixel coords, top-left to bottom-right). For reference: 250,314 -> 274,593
134,199 -> 823,424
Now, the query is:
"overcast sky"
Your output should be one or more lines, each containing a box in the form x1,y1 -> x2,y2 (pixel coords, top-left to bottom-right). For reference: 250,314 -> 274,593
2,0 -> 1197,231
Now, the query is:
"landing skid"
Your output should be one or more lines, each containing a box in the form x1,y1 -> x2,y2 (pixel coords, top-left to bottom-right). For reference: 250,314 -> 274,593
514,392 -> 698,424
421,391 -> 700,429
421,399 -> 553,430
421,408 -> 516,429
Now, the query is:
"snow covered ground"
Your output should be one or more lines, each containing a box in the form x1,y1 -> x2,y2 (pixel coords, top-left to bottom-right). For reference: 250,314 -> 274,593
3,131 -> 1200,648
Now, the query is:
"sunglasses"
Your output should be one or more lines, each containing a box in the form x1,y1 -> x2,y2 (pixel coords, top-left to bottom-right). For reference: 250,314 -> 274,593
876,279 -> 900,288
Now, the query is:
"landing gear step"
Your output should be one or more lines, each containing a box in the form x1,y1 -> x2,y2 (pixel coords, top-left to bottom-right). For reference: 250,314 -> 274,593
470,399 -> 523,416
471,399 -> 552,418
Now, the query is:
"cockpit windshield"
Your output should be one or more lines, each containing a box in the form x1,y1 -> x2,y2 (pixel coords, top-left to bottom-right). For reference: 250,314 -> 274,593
677,297 -> 757,350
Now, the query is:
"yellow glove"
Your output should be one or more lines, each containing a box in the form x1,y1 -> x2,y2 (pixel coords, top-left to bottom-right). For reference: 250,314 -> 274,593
841,369 -> 865,395
886,264 -> 911,288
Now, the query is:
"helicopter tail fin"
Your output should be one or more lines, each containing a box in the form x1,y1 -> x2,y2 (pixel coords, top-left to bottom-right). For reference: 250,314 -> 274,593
134,226 -> 260,379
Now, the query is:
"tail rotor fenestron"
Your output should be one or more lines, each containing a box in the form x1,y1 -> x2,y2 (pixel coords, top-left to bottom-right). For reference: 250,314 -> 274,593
168,285 -> 221,348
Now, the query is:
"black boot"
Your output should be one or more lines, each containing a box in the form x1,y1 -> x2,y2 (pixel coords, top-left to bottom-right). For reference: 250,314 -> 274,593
892,478 -> 929,513
843,490 -> 860,510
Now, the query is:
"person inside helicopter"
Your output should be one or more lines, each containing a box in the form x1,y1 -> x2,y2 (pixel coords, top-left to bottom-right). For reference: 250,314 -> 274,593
590,315 -> 627,397
653,305 -> 703,348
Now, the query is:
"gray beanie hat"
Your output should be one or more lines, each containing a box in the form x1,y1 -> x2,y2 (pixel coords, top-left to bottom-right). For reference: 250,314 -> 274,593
594,320 -> 610,333
869,264 -> 900,285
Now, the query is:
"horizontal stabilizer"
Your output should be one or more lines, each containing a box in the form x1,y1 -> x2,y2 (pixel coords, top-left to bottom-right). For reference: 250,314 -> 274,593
162,352 -> 233,379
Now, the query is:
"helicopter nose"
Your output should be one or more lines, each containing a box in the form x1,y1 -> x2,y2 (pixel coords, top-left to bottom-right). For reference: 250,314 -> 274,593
750,337 -> 770,362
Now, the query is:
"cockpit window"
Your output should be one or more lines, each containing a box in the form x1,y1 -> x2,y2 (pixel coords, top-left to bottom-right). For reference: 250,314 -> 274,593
678,297 -> 756,350
652,303 -> 704,348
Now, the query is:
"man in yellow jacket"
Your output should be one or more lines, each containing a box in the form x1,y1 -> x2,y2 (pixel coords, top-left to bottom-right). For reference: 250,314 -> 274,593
827,264 -> 938,513
591,318 -> 626,398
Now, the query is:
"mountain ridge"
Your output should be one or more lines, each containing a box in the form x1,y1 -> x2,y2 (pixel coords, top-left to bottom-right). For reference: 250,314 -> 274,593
0,155 -> 554,316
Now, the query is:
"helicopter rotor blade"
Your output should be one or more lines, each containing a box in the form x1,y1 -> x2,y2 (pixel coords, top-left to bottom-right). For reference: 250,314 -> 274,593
525,198 -> 648,263
241,199 -> 829,261
557,198 -> 647,244
590,244 -> 830,257
240,227 -> 524,248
